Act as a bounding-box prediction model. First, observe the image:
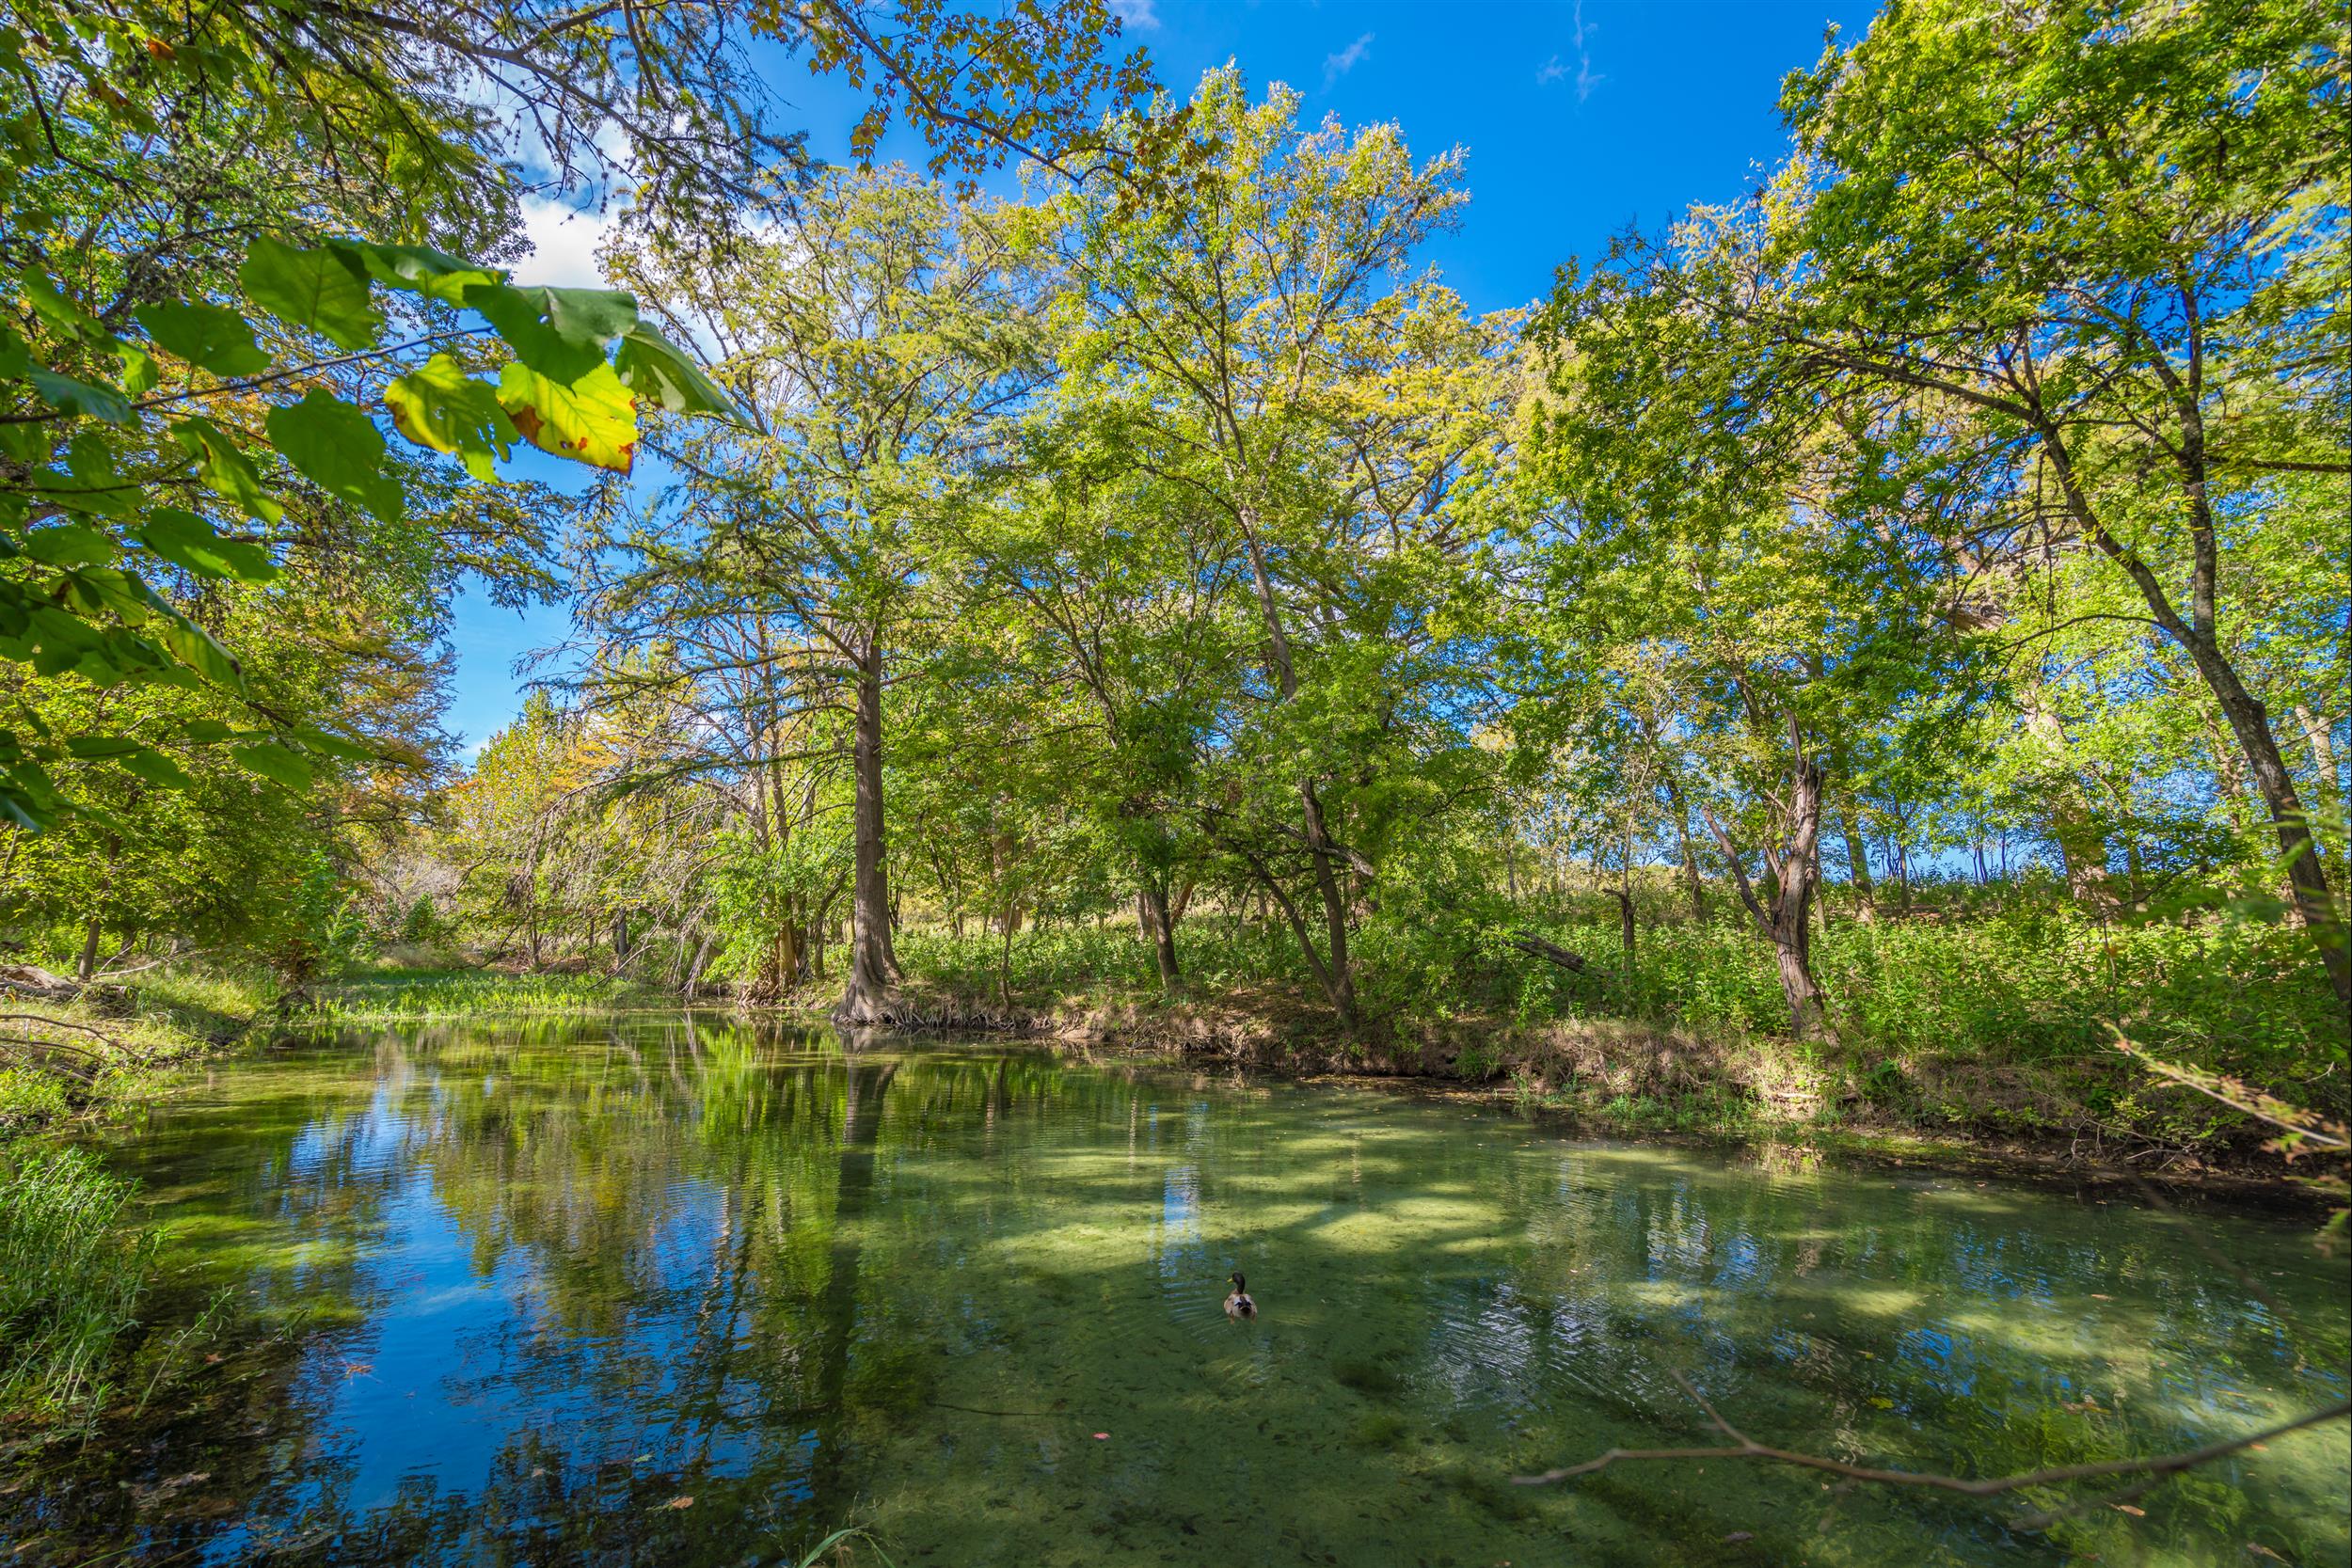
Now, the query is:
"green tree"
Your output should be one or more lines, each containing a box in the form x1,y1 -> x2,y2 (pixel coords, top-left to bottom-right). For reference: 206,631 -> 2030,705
1023,70 -> 1518,1030
600,168 -> 1045,1022
1749,0 -> 2344,1000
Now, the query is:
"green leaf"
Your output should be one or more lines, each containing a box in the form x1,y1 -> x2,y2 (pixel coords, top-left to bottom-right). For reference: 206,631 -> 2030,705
135,300 -> 271,376
384,354 -> 516,481
58,564 -> 167,625
117,341 -> 160,395
498,359 -> 639,472
0,782 -> 47,832
265,390 -> 403,522
169,416 -> 283,521
147,607 -> 246,690
239,235 -> 381,351
139,508 -> 278,581
230,741 -> 311,792
25,368 -> 132,425
116,746 -> 195,789
182,719 -> 237,744
467,281 -> 638,382
289,724 -> 379,762
21,274 -> 114,345
61,735 -> 196,787
339,241 -> 503,307
22,524 -> 111,565
615,325 -> 734,417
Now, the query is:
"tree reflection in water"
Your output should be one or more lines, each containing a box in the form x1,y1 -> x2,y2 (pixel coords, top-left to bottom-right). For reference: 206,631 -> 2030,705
3,1017 -> 2344,1567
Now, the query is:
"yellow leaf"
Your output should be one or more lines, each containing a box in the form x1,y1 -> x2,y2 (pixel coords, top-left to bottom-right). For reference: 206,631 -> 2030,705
498,360 -> 638,472
384,354 -> 516,480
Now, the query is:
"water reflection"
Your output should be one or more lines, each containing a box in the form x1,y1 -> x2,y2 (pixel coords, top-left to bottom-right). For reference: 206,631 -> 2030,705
1,1016 -> 2344,1567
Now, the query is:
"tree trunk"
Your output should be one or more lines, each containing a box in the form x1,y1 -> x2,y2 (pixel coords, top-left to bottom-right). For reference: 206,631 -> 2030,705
683,928 -> 717,999
1138,878 -> 1183,996
1298,781 -> 1359,1030
834,634 -> 896,1024
75,918 -> 102,984
2190,638 -> 2347,1001
1249,859 -> 1356,1028
1703,732 -> 1829,1038
1840,804 -> 1877,923
2294,703 -> 2346,895
1659,771 -> 1708,923
1609,886 -> 1635,983
2036,419 -> 2345,1004
1232,494 -> 1359,1032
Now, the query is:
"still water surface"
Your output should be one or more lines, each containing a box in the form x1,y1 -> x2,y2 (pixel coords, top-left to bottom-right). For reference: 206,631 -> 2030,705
6,1017 -> 2347,1566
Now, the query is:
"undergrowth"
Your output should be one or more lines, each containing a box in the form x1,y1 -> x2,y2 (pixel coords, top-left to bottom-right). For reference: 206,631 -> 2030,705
0,1144 -> 155,1420
314,966 -> 675,1019
0,963 -> 275,1430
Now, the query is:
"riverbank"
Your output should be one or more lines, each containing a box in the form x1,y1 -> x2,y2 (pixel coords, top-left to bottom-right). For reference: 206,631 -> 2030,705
0,965 -> 281,1140
0,965 -> 281,1429
300,958 -> 2347,1199
803,975 -> 2347,1200
3,958 -> 2336,1445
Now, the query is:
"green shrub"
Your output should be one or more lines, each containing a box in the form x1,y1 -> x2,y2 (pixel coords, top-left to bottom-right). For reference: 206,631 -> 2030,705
0,1068 -> 71,1130
0,1144 -> 157,1419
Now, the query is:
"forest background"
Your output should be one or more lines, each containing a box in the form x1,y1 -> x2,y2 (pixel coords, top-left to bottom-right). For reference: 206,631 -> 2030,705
0,0 -> 2345,1177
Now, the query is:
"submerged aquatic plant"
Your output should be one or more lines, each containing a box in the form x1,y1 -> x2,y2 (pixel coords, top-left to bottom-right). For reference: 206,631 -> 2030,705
0,1144 -> 157,1418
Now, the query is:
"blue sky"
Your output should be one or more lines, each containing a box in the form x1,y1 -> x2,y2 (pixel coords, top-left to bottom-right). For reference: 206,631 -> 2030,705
452,0 -> 1878,755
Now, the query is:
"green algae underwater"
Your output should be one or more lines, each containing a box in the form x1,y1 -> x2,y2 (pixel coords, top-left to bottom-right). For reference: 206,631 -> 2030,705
1,1017 -> 2345,1567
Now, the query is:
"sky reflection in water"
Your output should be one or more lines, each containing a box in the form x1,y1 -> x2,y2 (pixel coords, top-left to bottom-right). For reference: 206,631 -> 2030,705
5,1016 -> 2346,1567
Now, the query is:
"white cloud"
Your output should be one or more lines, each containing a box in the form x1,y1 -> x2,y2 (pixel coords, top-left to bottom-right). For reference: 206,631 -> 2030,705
1539,4 -> 1604,103
512,197 -> 626,290
1322,32 -> 1373,90
1110,0 -> 1160,30
1571,0 -> 1603,102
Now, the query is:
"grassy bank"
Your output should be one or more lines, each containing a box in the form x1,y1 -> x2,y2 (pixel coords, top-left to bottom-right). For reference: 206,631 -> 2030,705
310,965 -> 678,1021
871,906 -> 2349,1169
308,905 -> 2346,1178
0,966 -> 276,1431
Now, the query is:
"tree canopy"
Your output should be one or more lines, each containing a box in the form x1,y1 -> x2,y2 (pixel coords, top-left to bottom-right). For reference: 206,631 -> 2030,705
2,0 -> 2342,1068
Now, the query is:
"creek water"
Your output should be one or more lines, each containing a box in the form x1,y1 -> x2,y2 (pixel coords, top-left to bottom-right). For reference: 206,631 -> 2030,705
3,1016 -> 2346,1566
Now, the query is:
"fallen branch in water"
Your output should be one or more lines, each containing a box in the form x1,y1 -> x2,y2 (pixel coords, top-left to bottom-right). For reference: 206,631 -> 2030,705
2110,1032 -> 2348,1161
1511,1370 -> 2349,1526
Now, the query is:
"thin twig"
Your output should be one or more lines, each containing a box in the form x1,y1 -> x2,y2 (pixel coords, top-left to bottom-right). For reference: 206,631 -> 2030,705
1511,1371 -> 2348,1520
2112,1032 -> 2349,1154
0,1014 -> 122,1045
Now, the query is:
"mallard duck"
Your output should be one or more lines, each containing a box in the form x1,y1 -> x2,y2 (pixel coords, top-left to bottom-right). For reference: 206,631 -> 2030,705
1224,1271 -> 1257,1320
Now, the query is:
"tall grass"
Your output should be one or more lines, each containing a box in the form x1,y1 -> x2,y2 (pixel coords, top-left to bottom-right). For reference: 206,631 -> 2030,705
0,1144 -> 156,1419
314,967 -> 675,1019
889,905 -> 2344,1096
